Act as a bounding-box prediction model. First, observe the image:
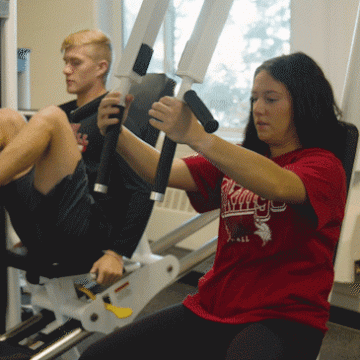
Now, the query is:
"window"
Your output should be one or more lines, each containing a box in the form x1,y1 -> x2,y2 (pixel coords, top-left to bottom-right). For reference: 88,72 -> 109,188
123,0 -> 290,132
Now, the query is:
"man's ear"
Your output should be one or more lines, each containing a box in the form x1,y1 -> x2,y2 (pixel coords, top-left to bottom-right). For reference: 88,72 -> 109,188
98,60 -> 109,78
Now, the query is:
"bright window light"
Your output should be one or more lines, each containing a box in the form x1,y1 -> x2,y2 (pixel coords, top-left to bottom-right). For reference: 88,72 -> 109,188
123,0 -> 290,130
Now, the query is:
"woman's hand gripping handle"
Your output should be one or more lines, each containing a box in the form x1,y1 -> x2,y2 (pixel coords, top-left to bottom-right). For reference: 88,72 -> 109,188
150,91 -> 218,201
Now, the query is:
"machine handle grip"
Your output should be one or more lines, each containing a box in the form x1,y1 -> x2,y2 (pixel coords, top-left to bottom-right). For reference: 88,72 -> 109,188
94,105 -> 125,194
151,92 -> 217,201
151,137 -> 177,201
183,90 -> 219,133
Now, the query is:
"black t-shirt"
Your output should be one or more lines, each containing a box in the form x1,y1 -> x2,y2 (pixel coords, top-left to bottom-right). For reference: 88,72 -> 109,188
59,95 -> 154,258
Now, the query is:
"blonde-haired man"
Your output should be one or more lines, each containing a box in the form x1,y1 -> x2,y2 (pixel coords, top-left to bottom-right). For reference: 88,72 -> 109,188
61,29 -> 112,107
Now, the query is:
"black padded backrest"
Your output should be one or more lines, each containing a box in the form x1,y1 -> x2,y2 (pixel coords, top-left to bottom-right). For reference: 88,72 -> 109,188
337,121 -> 359,192
125,73 -> 176,146
333,121 -> 358,263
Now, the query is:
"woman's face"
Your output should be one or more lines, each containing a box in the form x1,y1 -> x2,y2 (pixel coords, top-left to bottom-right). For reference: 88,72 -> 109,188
251,70 -> 301,157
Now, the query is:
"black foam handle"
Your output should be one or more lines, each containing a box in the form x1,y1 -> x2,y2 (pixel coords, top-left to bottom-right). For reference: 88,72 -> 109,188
94,105 -> 125,193
152,91 -> 218,199
183,90 -> 219,133
153,136 -> 177,197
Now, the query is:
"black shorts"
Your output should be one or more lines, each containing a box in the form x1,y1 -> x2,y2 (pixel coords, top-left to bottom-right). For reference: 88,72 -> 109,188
4,160 -> 112,265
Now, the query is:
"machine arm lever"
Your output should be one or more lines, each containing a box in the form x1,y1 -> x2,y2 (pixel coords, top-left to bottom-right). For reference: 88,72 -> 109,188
150,0 -> 234,202
152,91 -> 218,202
94,0 -> 170,194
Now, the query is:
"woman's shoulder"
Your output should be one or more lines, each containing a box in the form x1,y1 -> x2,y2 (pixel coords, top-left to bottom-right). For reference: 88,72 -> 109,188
276,148 -> 346,187
278,147 -> 343,166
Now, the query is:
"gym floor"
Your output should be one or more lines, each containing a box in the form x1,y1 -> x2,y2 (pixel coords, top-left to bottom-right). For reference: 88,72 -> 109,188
38,247 -> 360,359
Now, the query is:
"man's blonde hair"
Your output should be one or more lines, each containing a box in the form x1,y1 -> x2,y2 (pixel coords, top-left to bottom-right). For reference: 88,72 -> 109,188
61,29 -> 113,81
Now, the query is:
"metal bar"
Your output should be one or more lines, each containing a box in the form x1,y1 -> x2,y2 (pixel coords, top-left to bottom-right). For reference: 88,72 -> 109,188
94,0 -> 170,194
178,237 -> 218,278
31,327 -> 92,360
0,310 -> 55,343
0,0 -> 17,109
150,209 -> 219,254
150,0 -> 234,202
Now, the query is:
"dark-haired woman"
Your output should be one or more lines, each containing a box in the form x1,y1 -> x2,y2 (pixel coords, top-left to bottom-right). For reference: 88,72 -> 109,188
80,52 -> 346,360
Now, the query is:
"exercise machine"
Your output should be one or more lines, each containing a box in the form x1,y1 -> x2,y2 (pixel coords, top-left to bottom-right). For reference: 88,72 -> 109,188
2,1 -> 360,359
1,1 -> 233,358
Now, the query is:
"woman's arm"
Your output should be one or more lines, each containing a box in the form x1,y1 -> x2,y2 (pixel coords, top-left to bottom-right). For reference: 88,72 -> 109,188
191,133 -> 306,203
148,96 -> 307,204
97,92 -> 197,192
117,127 -> 197,191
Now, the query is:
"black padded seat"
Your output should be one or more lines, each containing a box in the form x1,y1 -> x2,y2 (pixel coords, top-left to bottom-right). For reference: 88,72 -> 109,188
337,121 -> 358,192
332,121 -> 359,263
6,249 -> 97,283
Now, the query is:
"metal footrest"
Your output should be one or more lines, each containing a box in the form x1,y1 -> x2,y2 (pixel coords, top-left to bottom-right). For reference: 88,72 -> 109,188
0,313 -> 92,360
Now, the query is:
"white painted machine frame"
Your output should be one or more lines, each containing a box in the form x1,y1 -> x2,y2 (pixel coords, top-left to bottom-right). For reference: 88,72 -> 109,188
26,252 -> 180,334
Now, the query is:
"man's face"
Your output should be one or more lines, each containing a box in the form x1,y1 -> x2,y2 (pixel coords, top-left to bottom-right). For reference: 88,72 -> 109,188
63,45 -> 103,96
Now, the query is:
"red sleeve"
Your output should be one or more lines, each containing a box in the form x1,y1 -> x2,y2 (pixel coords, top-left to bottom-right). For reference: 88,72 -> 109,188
285,149 -> 347,230
182,153 -> 223,213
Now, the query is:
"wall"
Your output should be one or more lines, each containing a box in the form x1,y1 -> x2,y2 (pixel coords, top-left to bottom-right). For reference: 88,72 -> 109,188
16,0 -> 124,110
291,0 -> 359,104
17,0 -> 96,109
290,1 -> 360,299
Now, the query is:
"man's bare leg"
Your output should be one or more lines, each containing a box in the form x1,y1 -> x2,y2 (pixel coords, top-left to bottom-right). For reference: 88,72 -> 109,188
0,107 -> 125,284
0,106 -> 81,194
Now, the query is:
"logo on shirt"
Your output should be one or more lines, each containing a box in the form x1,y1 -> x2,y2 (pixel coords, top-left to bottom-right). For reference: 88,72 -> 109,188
254,219 -> 272,246
71,124 -> 88,153
221,178 -> 287,246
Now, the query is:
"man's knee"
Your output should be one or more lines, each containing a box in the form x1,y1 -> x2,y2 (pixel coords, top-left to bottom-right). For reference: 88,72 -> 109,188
38,105 -> 68,125
30,106 -> 70,135
0,108 -> 27,126
0,108 -> 27,147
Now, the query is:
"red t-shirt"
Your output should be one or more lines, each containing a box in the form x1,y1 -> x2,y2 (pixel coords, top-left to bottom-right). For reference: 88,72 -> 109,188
182,147 -> 346,334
